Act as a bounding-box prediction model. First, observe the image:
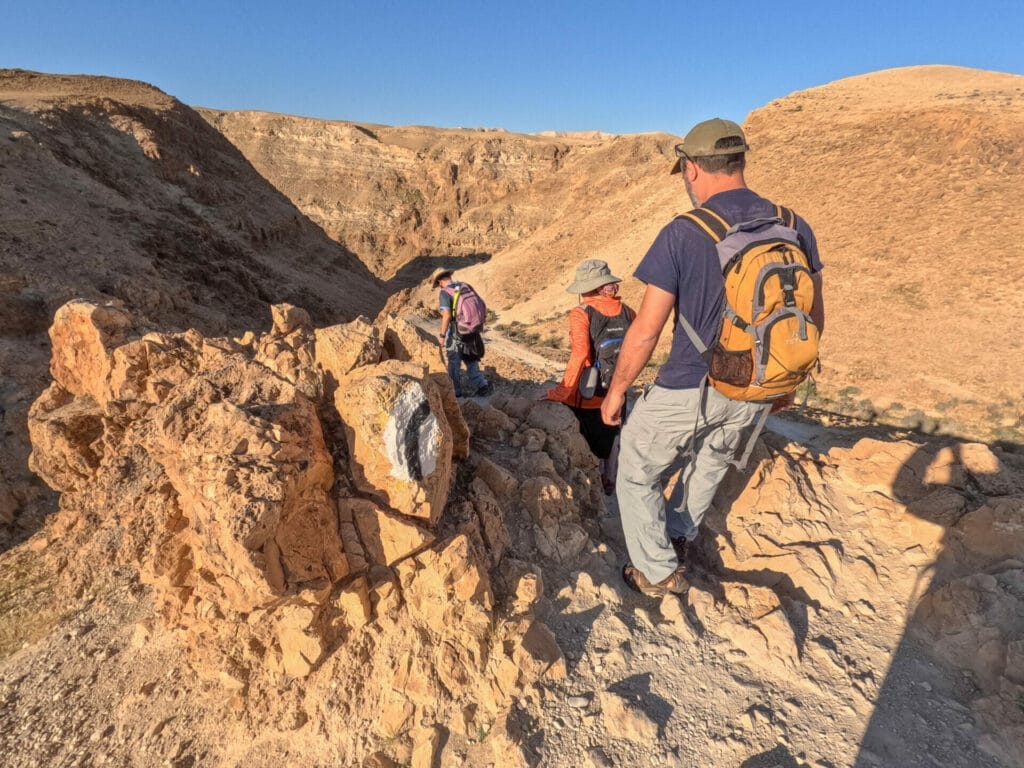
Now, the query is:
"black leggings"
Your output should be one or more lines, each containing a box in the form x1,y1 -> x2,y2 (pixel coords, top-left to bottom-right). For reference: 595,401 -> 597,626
570,406 -> 621,460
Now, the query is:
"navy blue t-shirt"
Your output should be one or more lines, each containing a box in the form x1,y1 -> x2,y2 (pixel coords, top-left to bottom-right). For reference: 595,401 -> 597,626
635,188 -> 823,389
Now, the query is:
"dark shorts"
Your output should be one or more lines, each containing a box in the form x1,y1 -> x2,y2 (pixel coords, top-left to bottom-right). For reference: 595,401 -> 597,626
571,406 -> 621,460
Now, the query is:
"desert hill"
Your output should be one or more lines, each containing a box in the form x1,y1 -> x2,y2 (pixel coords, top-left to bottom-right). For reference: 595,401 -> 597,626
206,65 -> 1024,443
741,64 -> 1024,442
1,65 -> 1024,768
0,69 -> 385,542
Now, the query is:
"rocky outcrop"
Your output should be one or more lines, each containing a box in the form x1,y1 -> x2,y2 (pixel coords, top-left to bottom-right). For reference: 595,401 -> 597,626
26,299 -> 566,765
693,432 -> 1024,765
0,70 -> 386,542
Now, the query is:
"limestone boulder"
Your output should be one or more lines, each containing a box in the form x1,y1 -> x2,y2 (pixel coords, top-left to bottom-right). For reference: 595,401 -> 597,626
525,401 -> 597,477
475,457 -> 519,502
315,317 -> 382,389
379,314 -> 447,375
47,299 -> 134,406
464,402 -> 516,441
334,359 -> 454,524
346,496 -> 435,567
271,303 -> 313,335
107,331 -> 205,407
27,383 -> 105,493
144,357 -> 347,613
254,307 -> 320,399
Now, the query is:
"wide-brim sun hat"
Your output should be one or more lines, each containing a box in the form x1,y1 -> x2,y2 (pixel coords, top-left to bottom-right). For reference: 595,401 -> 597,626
566,259 -> 622,294
429,266 -> 454,284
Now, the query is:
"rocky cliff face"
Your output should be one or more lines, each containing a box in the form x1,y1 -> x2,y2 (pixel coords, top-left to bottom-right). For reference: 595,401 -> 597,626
199,110 -> 679,285
0,70 -> 386,544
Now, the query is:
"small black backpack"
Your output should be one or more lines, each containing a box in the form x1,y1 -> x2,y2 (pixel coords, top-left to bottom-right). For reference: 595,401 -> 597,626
583,305 -> 631,395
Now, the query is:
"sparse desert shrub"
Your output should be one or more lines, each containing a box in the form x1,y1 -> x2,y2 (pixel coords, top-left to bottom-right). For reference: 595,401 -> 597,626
890,282 -> 927,309
795,378 -> 820,403
854,398 -> 878,420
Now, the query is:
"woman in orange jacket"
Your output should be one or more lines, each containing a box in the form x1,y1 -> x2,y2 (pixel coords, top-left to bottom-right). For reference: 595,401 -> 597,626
544,259 -> 635,494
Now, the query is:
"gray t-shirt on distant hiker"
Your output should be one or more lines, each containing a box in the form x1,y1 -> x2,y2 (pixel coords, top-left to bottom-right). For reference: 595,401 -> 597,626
635,188 -> 823,390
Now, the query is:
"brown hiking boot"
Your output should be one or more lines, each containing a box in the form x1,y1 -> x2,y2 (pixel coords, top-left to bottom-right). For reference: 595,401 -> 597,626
622,563 -> 688,598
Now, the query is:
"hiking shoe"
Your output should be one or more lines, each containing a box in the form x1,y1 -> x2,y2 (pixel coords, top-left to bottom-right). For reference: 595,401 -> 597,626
670,536 -> 688,563
622,563 -> 688,598
473,382 -> 493,397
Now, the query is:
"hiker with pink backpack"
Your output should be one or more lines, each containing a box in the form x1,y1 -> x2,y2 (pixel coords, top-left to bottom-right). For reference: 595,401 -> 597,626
431,267 -> 493,398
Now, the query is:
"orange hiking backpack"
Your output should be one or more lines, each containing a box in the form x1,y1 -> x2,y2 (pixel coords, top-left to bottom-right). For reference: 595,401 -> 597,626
677,204 -> 820,402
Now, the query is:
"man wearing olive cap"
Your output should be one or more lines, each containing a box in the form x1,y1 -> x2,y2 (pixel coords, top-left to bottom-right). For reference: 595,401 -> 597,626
600,118 -> 826,597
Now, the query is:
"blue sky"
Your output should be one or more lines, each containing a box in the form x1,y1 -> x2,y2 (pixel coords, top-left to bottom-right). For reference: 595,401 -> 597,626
3,1 -> 1022,135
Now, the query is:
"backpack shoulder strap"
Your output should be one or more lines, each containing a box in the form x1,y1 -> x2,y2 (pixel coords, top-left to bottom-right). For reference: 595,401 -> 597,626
775,204 -> 796,229
676,206 -> 730,243
580,304 -> 599,338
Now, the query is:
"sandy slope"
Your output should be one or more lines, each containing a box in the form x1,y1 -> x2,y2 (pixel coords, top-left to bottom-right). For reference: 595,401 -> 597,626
207,65 -> 1024,444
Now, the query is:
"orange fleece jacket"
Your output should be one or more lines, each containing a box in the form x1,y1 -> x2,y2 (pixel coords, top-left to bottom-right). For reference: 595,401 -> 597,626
545,294 -> 635,409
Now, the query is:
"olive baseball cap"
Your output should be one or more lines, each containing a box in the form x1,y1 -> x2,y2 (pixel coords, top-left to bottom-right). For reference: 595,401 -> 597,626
669,118 -> 749,174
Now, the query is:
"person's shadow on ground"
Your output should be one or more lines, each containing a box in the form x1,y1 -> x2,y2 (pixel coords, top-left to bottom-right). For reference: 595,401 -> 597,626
685,410 -> 1022,768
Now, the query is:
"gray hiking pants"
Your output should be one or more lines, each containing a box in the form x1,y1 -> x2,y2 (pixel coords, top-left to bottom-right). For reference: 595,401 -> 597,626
616,383 -> 766,583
